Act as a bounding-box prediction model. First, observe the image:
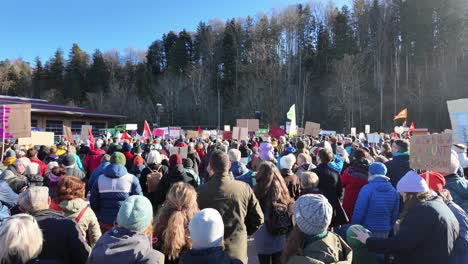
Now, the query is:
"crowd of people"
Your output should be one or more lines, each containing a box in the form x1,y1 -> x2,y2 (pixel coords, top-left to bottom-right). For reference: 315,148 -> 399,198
0,132 -> 467,264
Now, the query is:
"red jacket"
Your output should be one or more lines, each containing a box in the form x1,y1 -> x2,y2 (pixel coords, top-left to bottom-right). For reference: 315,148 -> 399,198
340,162 -> 369,221
84,148 -> 106,174
29,158 -> 47,176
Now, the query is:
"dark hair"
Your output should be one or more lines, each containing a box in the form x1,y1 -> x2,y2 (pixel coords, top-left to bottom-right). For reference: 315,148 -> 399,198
55,176 -> 85,203
393,139 -> 409,152
51,167 -> 67,176
254,162 -> 292,207
26,149 -> 37,158
318,148 -> 334,164
209,150 -> 230,173
353,149 -> 368,161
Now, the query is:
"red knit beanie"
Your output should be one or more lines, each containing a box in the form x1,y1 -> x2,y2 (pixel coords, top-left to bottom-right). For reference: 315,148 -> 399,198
169,154 -> 183,167
420,171 -> 446,193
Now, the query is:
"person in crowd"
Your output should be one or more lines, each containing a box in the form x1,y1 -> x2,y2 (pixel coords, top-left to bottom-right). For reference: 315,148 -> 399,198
254,162 -> 294,264
87,154 -> 111,191
228,148 -> 254,187
381,143 -> 393,160
56,176 -> 102,247
27,148 -> 47,176
47,166 -> 67,199
0,214 -> 46,264
352,162 -> 399,238
187,143 -> 201,174
440,154 -> 468,213
385,139 -> 411,187
179,208 -> 242,264
2,149 -> 17,167
0,157 -> 30,182
18,186 -> 90,264
129,147 -> 146,178
0,179 -> 21,223
197,150 -> 264,264
67,145 -> 85,172
420,171 -> 468,263
312,148 -> 348,227
61,154 -> 85,181
84,140 -> 106,176
45,145 -> 59,164
153,182 -> 199,264
90,152 -> 142,234
298,171 -> 321,196
340,148 -> 370,220
140,150 -> 168,200
152,153 -> 196,211
25,162 -> 44,186
195,142 -> 205,161
253,142 -> 277,171
294,153 -> 316,176
452,144 -> 468,173
37,145 -> 49,163
183,158 -> 201,186
122,142 -> 134,170
279,154 -> 300,200
88,195 -> 164,264
351,170 -> 460,264
281,194 -> 352,263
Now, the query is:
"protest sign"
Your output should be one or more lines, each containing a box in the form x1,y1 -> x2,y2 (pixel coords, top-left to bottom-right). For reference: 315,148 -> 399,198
186,130 -> 199,139
367,133 -> 380,143
63,125 -> 73,141
320,130 -> 336,135
268,126 -> 285,139
365,125 -> 370,134
0,104 -> 31,139
232,127 -> 248,140
80,125 -> 92,141
125,124 -> 137,130
297,128 -> 304,136
447,98 -> 468,143
170,146 -> 188,159
169,127 -> 181,138
223,131 -> 232,140
412,128 -> 429,136
351,127 -> 356,137
236,119 -> 259,132
18,131 -> 54,146
224,125 -> 230,131
201,130 -> 210,140
255,128 -> 269,138
410,133 -> 452,172
304,122 -> 321,137
153,128 -> 165,137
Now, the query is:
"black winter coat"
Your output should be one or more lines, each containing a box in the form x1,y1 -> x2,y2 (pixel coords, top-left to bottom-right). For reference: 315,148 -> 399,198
367,196 -> 460,264
385,155 -> 410,187
312,163 -> 348,226
179,247 -> 242,264
32,209 -> 90,264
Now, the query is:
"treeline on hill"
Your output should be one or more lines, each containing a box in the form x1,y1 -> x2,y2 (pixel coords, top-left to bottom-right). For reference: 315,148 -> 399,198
1,0 -> 468,132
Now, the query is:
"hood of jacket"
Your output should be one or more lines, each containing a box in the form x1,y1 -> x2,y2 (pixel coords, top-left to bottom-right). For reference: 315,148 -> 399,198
230,161 -> 249,177
103,163 -> 129,179
32,209 -> 65,221
59,198 -> 88,214
291,232 -> 352,264
328,155 -> 344,173
368,175 -> 393,192
89,149 -> 105,156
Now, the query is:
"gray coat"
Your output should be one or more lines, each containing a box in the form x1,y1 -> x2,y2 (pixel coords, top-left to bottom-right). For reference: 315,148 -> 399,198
87,227 -> 164,264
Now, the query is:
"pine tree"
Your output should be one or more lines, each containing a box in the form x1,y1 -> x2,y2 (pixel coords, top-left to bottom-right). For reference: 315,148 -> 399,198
65,43 -> 89,101
32,57 -> 47,98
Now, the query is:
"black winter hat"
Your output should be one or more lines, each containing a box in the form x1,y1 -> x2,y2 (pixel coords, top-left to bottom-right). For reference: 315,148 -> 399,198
62,154 -> 75,167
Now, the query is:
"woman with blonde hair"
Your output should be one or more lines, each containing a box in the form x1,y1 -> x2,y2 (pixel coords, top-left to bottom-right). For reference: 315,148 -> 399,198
254,162 -> 294,264
153,182 -> 199,264
0,214 -> 44,264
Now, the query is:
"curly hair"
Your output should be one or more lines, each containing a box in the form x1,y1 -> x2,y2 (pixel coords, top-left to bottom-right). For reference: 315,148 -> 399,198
55,176 -> 85,203
153,182 -> 198,261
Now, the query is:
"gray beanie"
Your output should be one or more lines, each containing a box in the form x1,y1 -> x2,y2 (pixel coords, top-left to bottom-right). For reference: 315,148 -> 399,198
294,194 -> 332,235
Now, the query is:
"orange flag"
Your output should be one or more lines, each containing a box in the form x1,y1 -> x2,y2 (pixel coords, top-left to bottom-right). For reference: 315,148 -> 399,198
394,108 -> 408,120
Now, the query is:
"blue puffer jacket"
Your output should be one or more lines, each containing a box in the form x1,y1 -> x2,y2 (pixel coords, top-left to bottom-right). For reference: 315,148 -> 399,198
445,174 -> 468,213
230,161 -> 255,187
329,155 -> 344,174
352,175 -> 399,232
87,162 -> 110,190
90,164 -> 142,224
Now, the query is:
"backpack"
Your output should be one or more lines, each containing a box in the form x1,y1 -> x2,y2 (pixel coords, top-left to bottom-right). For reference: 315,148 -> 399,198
146,165 -> 163,193
265,201 -> 293,236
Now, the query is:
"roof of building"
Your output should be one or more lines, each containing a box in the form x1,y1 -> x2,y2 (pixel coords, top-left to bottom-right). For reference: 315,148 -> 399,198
0,95 -> 125,119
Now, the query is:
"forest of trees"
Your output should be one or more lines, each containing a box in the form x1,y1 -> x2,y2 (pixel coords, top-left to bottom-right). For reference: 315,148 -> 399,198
1,0 -> 468,132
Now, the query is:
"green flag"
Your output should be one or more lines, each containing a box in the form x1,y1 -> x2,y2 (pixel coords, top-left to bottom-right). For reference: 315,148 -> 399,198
287,104 -> 297,137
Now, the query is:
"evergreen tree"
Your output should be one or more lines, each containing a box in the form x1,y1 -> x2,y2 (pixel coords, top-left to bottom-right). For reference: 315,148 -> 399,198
32,57 -> 47,98
65,43 -> 89,101
88,49 -> 110,93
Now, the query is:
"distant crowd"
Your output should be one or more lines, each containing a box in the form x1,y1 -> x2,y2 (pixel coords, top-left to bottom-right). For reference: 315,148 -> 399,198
0,132 -> 467,264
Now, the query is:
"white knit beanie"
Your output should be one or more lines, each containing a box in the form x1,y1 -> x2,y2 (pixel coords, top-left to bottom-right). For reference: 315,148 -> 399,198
280,154 -> 296,170
189,208 -> 224,249
397,170 -> 429,193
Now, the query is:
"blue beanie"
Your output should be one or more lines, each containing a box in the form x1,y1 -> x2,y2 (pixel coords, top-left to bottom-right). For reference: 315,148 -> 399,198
369,162 -> 387,176
117,196 -> 153,232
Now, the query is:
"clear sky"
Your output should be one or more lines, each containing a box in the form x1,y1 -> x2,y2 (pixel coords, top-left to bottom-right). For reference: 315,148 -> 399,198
1,0 -> 350,63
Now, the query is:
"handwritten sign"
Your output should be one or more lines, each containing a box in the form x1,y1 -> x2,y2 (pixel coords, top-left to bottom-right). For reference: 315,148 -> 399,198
80,125 -> 93,141
447,98 -> 468,143
410,133 -> 452,172
186,130 -> 199,139
351,127 -> 356,137
153,128 -> 165,137
365,125 -> 370,134
304,122 -> 321,137
255,129 -> 269,138
236,119 -> 259,132
0,104 -> 31,139
18,131 -> 54,146
367,133 -> 380,143
170,146 -> 188,159
63,125 -> 73,142
232,127 -> 248,140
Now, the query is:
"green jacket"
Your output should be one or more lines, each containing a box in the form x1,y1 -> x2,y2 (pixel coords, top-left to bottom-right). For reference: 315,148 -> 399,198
197,172 -> 264,264
287,232 -> 353,264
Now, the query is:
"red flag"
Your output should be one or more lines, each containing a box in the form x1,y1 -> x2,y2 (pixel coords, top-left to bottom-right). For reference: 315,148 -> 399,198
121,131 -> 132,141
268,125 -> 285,139
142,120 -> 152,140
393,108 -> 408,120
408,122 -> 415,133
197,126 -> 202,134
88,128 -> 95,151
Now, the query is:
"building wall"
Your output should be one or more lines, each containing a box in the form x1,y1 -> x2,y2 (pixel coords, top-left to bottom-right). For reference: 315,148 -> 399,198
31,114 -> 109,135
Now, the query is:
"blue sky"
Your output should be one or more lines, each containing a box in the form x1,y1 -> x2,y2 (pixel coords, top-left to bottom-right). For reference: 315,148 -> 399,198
1,0 -> 350,63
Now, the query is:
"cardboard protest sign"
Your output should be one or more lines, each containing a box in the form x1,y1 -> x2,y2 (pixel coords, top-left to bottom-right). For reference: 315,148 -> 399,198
0,104 -> 31,139
367,133 -> 380,143
186,130 -> 199,139
201,130 -> 210,140
365,125 -> 370,134
232,127 -> 248,140
304,122 -> 321,137
236,119 -> 259,132
410,133 -> 452,172
18,131 -> 54,146
224,125 -> 230,131
170,146 -> 188,159
351,127 -> 356,137
447,98 -> 468,143
63,125 -> 73,142
81,125 -> 92,141
297,128 -> 304,136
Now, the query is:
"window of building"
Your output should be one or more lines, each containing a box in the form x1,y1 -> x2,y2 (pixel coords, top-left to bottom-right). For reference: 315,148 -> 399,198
90,122 -> 106,136
45,120 -> 63,135
31,119 -> 38,128
71,121 -> 86,134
